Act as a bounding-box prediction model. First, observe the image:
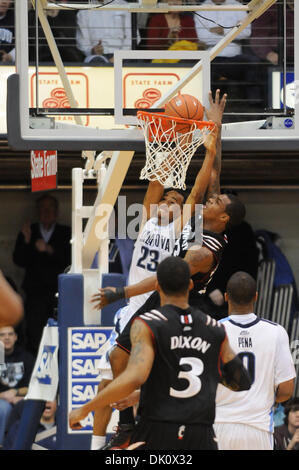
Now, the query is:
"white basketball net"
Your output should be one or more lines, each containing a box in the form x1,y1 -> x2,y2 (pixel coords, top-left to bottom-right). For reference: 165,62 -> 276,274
137,113 -> 214,190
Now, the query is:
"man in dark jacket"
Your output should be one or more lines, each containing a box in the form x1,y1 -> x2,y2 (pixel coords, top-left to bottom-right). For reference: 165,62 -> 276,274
0,325 -> 35,447
13,194 -> 71,355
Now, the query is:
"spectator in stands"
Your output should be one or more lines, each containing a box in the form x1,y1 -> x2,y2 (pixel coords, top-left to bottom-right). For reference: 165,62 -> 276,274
194,0 -> 262,105
0,0 -> 15,64
194,0 -> 252,61
250,1 -> 294,67
146,0 -> 199,52
3,398 -> 57,450
13,194 -> 71,356
0,325 -> 35,448
76,0 -> 134,64
274,397 -> 299,450
28,0 -> 83,63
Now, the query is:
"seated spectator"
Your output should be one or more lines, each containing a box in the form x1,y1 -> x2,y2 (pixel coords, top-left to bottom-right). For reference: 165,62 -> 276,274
76,0 -> 134,64
194,0 -> 262,105
3,398 -> 57,450
146,0 -> 199,52
0,0 -> 15,64
250,0 -> 294,67
28,0 -> 83,63
0,325 -> 35,448
274,397 -> 299,450
13,194 -> 71,356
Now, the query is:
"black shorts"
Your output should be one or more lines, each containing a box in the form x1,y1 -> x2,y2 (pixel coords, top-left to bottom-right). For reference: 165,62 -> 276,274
116,290 -> 206,354
130,419 -> 218,451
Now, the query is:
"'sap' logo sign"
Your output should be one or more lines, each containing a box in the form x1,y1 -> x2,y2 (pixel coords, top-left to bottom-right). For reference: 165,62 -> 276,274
36,345 -> 57,385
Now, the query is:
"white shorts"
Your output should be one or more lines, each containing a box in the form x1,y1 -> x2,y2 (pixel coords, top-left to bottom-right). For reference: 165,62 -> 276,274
213,423 -> 274,450
97,307 -> 124,380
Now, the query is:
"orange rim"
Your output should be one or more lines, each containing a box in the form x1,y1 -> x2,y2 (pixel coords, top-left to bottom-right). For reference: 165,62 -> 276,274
137,110 -> 215,131
137,110 -> 215,143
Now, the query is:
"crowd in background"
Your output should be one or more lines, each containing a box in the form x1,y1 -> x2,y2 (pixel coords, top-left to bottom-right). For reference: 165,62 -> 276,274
0,0 -> 295,110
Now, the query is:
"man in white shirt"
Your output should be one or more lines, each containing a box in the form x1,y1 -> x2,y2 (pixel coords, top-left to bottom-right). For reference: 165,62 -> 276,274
194,0 -> 261,102
194,0 -> 251,59
76,0 -> 134,64
214,271 -> 296,450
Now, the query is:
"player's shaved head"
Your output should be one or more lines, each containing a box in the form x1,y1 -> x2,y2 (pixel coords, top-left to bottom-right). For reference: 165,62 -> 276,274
157,256 -> 191,296
226,271 -> 257,305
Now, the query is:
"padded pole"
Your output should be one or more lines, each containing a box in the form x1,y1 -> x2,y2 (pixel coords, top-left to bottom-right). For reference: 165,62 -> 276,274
11,400 -> 46,450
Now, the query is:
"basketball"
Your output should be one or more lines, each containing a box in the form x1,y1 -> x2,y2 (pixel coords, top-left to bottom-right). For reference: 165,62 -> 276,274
164,94 -> 204,133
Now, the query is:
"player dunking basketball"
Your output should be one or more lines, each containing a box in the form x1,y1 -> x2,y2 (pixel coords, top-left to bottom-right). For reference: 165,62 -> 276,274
90,90 -> 247,449
89,90 -> 247,449
87,108 -> 219,450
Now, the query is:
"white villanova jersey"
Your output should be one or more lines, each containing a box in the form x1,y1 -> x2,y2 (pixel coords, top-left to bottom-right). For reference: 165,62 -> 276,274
215,314 -> 296,433
118,217 -> 176,332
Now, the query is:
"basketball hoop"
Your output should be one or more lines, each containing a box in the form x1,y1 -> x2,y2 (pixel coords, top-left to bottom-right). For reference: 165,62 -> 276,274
137,111 -> 215,190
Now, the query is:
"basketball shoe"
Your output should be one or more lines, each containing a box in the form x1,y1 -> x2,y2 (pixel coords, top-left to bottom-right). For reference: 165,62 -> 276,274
99,423 -> 135,450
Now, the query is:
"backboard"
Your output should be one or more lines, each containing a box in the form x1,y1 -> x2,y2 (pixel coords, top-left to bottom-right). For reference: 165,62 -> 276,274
7,0 -> 299,152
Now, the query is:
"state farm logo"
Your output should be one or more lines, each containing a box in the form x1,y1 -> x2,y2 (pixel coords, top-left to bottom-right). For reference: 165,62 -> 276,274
123,72 -> 180,111
30,72 -> 89,125
134,88 -> 161,109
43,88 -> 71,109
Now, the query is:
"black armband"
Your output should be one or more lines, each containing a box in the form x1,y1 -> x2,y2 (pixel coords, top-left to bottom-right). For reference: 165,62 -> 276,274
220,356 -> 252,392
104,287 -> 125,304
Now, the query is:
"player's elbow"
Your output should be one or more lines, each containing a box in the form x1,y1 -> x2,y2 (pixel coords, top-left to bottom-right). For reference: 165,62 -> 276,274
12,297 -> 24,326
275,379 -> 295,403
0,295 -> 24,328
9,297 -> 24,327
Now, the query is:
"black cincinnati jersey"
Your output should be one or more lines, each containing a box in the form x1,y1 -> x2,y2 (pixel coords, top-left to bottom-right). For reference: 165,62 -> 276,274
173,219 -> 227,295
134,305 -> 226,425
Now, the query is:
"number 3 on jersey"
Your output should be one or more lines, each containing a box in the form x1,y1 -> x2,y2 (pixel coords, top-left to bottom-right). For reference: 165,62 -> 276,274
137,246 -> 159,272
170,357 -> 204,398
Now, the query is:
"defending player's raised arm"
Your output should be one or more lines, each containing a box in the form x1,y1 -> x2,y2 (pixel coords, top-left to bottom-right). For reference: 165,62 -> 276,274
205,89 -> 227,200
179,127 -> 217,229
69,318 -> 154,429
219,335 -> 252,392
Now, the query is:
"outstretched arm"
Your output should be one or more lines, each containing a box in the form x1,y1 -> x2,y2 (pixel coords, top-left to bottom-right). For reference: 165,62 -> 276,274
91,244 -> 215,310
179,127 -> 217,231
205,89 -> 227,199
69,319 -> 154,429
